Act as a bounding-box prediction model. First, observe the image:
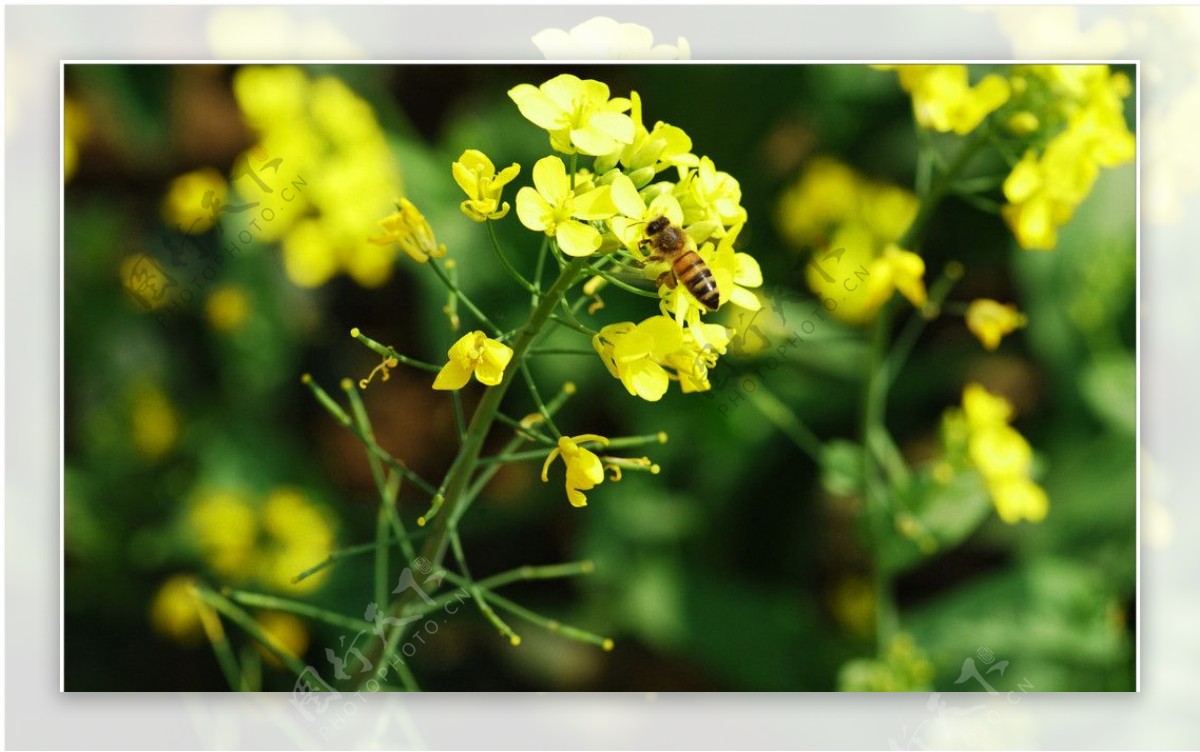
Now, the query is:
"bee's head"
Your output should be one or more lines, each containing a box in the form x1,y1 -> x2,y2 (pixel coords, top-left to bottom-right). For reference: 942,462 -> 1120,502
646,216 -> 670,235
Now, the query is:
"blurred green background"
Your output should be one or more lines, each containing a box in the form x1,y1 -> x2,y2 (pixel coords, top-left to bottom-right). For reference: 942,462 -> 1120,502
63,64 -> 1136,691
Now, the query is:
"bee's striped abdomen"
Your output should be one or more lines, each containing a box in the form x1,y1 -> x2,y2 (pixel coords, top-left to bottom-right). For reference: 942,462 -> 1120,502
674,250 -> 720,311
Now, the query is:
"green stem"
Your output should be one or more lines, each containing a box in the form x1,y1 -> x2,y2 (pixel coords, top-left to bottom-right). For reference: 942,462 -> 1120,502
520,361 -> 562,439
487,220 -> 537,293
449,531 -> 521,645
476,560 -> 595,591
359,257 -> 591,688
742,379 -> 824,463
428,257 -> 502,336
194,586 -> 309,680
224,588 -> 374,633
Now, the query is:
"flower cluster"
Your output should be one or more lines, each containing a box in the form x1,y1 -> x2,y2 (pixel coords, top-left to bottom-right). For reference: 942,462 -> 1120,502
875,64 -> 1011,135
941,384 -> 1049,524
187,486 -> 337,592
1000,65 -> 1136,250
878,64 -> 1135,251
230,65 -> 404,287
775,157 -> 927,325
503,73 -> 761,399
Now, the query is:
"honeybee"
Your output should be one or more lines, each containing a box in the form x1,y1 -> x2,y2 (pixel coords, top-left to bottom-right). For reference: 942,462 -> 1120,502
640,216 -> 720,311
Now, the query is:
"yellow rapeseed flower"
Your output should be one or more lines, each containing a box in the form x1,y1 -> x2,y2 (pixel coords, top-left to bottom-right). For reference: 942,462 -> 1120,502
516,156 -> 617,256
593,316 -> 685,402
255,611 -> 310,668
452,149 -> 520,221
371,198 -> 447,264
149,574 -> 206,645
676,156 -> 747,237
541,433 -> 609,507
882,64 -> 1011,135
188,490 -> 258,581
949,383 -> 1050,525
594,91 -> 697,187
508,74 -> 635,156
130,385 -> 178,459
205,285 -> 251,333
433,331 -> 514,390
966,298 -> 1027,350
162,168 -> 228,233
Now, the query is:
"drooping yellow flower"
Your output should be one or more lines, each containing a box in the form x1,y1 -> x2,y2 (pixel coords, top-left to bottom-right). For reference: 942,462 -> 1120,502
433,331 -> 514,390
665,321 -> 733,394
989,477 -> 1049,524
966,299 -> 1027,350
452,149 -> 520,222
162,168 -> 228,233
541,434 -> 609,507
881,64 -> 1011,135
205,285 -> 251,333
946,383 -> 1050,525
371,198 -> 447,264
516,156 -> 617,256
592,316 -> 685,402
508,74 -> 635,156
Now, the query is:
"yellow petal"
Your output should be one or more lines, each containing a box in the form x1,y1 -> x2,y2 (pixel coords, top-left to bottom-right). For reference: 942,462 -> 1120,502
432,360 -> 473,391
532,156 -> 570,206
508,84 -> 569,131
515,187 -> 551,232
556,220 -> 602,257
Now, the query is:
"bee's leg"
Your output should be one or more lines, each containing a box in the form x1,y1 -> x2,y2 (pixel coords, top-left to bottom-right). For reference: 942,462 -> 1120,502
656,271 -> 678,290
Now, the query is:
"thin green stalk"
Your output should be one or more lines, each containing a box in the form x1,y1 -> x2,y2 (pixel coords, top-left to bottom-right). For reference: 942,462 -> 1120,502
428,256 -> 502,336
197,604 -> 243,691
292,532 -> 427,584
194,586 -> 308,680
461,579 -> 613,651
585,265 -> 660,299
303,375 -> 439,498
476,560 -> 595,591
884,262 -> 965,389
350,328 -> 441,373
487,220 -> 537,293
345,379 -> 417,565
375,506 -> 389,612
224,588 -> 374,633
450,390 -> 467,446
550,312 -> 597,337
520,361 -> 562,439
357,258 -> 591,688
742,380 -> 824,463
532,236 -> 549,305
493,412 -> 555,445
449,531 -> 522,645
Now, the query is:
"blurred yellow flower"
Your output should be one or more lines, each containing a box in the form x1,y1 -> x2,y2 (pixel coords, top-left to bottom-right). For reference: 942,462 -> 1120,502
516,156 -> 617,256
230,66 -> 403,288
371,198 -> 447,264
453,149 -> 520,222
64,98 -> 90,182
255,611 -> 310,668
880,64 -> 1011,135
541,434 -> 609,507
805,229 -> 927,325
258,488 -> 336,592
189,490 -> 258,581
433,331 -> 514,390
966,298 -> 1027,350
205,285 -> 251,333
149,574 -> 206,645
1001,65 -> 1134,250
130,385 -> 178,459
838,633 -> 934,692
508,74 -> 635,156
162,168 -> 228,233
948,384 -> 1050,525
